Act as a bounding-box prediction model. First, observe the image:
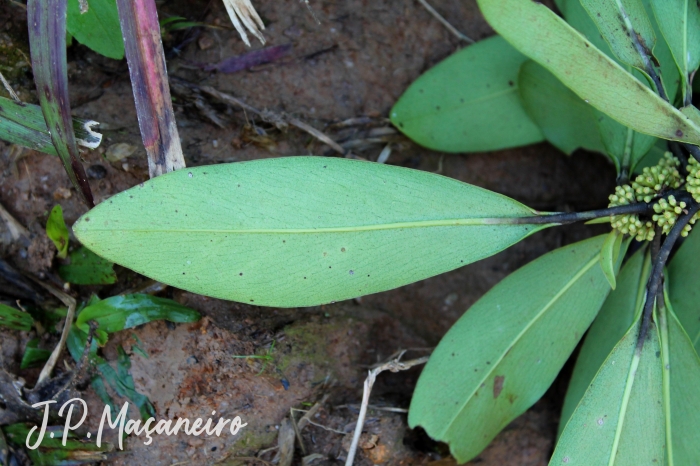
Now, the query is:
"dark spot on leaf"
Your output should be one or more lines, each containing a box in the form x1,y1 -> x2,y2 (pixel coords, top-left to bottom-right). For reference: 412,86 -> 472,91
239,273 -> 243,276
493,375 -> 505,398
341,248 -> 346,252
656,351 -> 660,358
85,218 -> 90,222
507,394 -> 516,404
508,80 -> 514,86
676,130 -> 684,137
486,361 -> 490,365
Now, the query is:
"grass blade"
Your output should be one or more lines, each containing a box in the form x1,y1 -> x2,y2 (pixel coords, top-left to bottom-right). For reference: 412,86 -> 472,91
116,0 -> 185,178
27,0 -> 94,207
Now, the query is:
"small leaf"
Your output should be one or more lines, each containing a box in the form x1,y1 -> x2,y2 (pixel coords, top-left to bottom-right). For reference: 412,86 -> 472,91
390,35 -> 544,152
650,0 -> 700,102
551,318 -> 665,465
667,230 -> 700,353
598,229 -> 626,289
73,157 -> 548,307
46,205 -> 70,259
75,293 -> 200,334
20,338 -> 52,369
67,0 -> 124,59
409,235 -> 613,463
58,246 -> 117,285
580,0 -> 657,74
27,0 -> 94,206
559,248 -> 649,435
0,303 -> 34,331
0,96 -> 102,154
475,0 -> 700,144
660,290 -> 700,464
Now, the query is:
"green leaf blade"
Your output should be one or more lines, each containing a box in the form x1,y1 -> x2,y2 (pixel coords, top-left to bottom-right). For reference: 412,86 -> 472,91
667,230 -> 700,353
46,205 -> 70,259
58,246 -> 117,285
518,60 -> 605,155
475,0 -> 700,144
409,235 -> 612,463
580,0 -> 657,73
75,293 -> 200,334
67,0 -> 124,59
390,35 -> 544,152
73,157 -> 546,307
0,303 -> 34,331
551,319 -> 665,465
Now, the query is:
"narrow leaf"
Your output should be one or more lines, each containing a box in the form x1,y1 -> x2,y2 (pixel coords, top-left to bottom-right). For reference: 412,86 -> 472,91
72,157 -> 548,307
518,60 -> 604,155
390,35 -> 544,152
559,248 -> 649,435
660,290 -> 700,464
599,229 -> 626,289
475,0 -> 700,144
75,293 -> 200,334
27,0 -> 94,206
0,96 -> 102,154
667,230 -> 700,353
115,0 -> 185,177
409,235 -> 613,463
46,205 -> 70,259
58,246 -> 117,285
651,0 -> 700,102
580,0 -> 657,74
0,303 -> 33,331
551,319 -> 665,465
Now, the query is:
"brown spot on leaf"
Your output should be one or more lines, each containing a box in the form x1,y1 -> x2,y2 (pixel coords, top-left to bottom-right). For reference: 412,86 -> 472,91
676,130 -> 684,137
493,375 -> 505,398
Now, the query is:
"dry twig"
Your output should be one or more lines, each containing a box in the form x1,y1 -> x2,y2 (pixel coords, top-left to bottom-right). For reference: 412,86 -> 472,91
417,0 -> 473,43
345,351 -> 430,466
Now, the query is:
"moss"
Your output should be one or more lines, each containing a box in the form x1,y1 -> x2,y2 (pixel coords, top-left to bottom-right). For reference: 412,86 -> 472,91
0,32 -> 31,85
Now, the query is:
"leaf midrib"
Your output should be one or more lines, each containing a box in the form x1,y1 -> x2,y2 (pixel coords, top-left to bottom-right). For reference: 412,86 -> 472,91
440,252 -> 601,437
77,216 -> 545,234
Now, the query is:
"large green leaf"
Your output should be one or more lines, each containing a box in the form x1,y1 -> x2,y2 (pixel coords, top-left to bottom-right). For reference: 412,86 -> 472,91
518,60 -> 605,155
580,0 -> 657,73
67,0 -> 124,59
390,35 -> 544,152
73,157 -> 547,307
650,0 -> 700,102
558,248 -> 649,436
408,235 -> 612,463
551,319 -> 665,465
667,230 -> 700,353
475,0 -> 700,144
660,291 -> 700,465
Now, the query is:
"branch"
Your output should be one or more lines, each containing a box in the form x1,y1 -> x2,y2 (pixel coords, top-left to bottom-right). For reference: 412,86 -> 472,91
512,201 -> 653,225
637,199 -> 700,348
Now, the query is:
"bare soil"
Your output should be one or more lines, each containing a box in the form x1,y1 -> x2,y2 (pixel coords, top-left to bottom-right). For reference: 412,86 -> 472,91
0,0 -> 616,464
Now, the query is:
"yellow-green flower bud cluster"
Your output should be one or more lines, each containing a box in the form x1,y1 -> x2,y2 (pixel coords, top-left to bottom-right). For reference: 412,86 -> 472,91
686,157 -> 700,203
630,153 -> 682,203
652,195 -> 697,237
608,185 -> 655,241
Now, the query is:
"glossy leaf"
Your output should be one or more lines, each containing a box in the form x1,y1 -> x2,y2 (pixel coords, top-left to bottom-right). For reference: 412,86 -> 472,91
390,35 -> 544,153
651,0 -> 700,102
559,248 -> 649,435
73,157 -> 547,307
27,0 -> 94,206
475,0 -> 700,144
659,291 -> 700,464
409,235 -> 612,463
598,229 -> 627,289
58,246 -> 117,285
46,205 -> 69,259
518,60 -> 604,155
67,0 -> 124,59
0,96 -> 102,155
551,319 -> 665,465
20,338 -> 51,369
667,230 -> 700,353
0,303 -> 33,331
75,293 -> 200,335
580,0 -> 657,73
